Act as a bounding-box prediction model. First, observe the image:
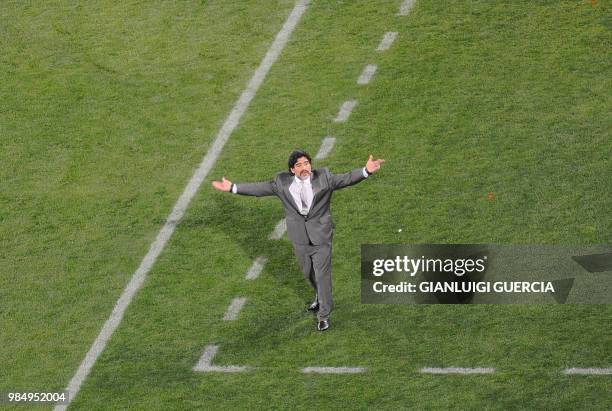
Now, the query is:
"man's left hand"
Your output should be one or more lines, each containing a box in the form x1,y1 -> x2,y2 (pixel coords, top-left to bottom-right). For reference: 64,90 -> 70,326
366,154 -> 385,174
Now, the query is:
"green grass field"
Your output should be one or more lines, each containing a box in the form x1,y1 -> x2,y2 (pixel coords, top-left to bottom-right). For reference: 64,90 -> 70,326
1,0 -> 610,410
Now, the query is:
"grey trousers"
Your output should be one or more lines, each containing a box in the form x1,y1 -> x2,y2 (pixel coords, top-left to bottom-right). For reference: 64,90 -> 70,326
292,242 -> 333,321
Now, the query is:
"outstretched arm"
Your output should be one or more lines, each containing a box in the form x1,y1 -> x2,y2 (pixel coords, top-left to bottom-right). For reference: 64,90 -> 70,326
212,176 -> 277,197
330,154 -> 385,190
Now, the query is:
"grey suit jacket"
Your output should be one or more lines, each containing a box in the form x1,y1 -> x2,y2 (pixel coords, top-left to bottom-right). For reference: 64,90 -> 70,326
236,167 -> 367,245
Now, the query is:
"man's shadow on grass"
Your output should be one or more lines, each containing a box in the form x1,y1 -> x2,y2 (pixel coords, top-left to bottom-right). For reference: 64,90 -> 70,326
184,192 -> 316,340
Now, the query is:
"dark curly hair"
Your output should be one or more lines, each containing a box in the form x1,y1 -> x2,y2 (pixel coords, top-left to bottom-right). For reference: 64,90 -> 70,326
287,150 -> 312,173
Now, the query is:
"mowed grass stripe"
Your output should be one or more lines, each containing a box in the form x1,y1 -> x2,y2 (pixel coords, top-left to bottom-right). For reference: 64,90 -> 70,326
54,1 -> 309,410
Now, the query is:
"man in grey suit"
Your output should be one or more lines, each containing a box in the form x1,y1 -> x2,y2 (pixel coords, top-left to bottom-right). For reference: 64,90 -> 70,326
212,150 -> 384,331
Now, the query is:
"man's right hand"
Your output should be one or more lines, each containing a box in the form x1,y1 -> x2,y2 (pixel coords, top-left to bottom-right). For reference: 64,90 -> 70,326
212,177 -> 233,192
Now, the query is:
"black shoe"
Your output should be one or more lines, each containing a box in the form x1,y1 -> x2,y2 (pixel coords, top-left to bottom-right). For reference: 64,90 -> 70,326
307,294 -> 319,312
317,320 -> 330,331
307,300 -> 319,312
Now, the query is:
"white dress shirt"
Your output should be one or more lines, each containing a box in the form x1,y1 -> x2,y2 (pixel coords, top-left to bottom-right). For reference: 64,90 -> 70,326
289,175 -> 314,213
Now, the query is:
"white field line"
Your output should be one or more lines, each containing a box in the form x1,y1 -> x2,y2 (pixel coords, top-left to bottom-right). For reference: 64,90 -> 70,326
357,64 -> 377,85
302,367 -> 366,374
564,368 -> 612,375
397,0 -> 416,16
223,297 -> 247,321
420,367 -> 495,374
334,100 -> 358,123
314,136 -> 336,160
245,256 -> 268,280
54,2 -> 309,409
193,345 -> 250,373
269,218 -> 287,240
376,31 -> 398,51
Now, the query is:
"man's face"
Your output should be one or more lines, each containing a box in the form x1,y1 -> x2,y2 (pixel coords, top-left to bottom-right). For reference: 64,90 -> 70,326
291,156 -> 312,180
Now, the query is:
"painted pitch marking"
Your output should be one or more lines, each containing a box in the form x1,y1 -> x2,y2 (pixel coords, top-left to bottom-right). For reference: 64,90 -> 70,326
564,368 -> 612,375
223,297 -> 248,321
269,218 -> 287,240
377,32 -> 398,51
334,100 -> 358,123
245,256 -> 268,280
397,0 -> 416,16
315,137 -> 336,160
54,2 -> 309,409
302,367 -> 366,374
357,64 -> 377,85
420,367 -> 496,374
193,345 -> 250,373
